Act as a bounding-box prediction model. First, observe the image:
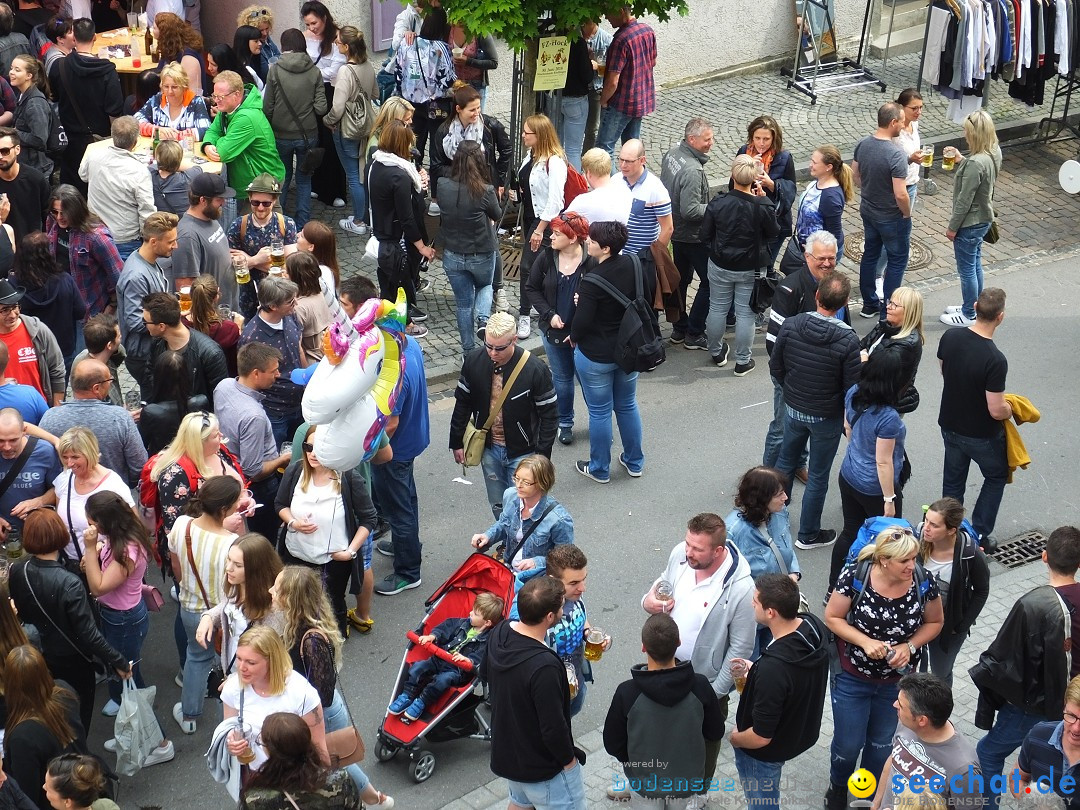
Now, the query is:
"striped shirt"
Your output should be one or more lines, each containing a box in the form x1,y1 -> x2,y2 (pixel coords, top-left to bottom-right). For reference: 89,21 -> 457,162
168,515 -> 236,612
622,169 -> 671,255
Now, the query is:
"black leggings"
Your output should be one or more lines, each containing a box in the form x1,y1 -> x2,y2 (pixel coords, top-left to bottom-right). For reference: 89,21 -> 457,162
280,547 -> 353,637
49,653 -> 97,734
830,472 -> 905,587
376,240 -> 418,322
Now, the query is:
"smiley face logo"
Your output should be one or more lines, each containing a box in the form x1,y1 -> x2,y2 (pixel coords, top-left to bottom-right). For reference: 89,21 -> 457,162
848,768 -> 877,799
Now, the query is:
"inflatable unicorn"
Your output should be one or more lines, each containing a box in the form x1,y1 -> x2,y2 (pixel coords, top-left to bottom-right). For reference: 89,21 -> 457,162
293,280 -> 406,472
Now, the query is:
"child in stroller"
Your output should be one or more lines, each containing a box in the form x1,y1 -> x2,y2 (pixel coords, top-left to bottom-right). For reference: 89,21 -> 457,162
388,592 -> 505,722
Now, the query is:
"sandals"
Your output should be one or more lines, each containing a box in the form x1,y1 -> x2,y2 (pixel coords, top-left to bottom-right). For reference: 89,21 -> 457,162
347,609 -> 374,633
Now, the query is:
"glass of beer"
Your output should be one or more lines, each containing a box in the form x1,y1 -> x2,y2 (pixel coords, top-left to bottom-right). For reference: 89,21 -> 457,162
178,286 -> 192,316
233,255 -> 251,285
654,579 -> 674,607
230,722 -> 256,765
269,235 -> 286,274
584,627 -> 609,661
565,662 -> 579,699
732,658 -> 749,694
920,144 -> 934,168
942,146 -> 957,171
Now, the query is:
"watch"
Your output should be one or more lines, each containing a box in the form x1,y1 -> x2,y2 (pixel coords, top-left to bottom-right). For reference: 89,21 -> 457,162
883,494 -> 897,503
349,549 -> 358,560
907,641 -> 917,656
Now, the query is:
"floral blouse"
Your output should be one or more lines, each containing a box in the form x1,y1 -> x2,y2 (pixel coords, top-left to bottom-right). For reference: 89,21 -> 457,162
156,450 -> 245,539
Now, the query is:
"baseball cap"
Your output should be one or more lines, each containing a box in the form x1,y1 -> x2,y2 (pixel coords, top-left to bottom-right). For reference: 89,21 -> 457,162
190,173 -> 236,199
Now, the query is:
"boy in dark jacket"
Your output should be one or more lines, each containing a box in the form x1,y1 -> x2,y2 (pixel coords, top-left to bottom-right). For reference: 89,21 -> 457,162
389,591 -> 504,721
604,612 -> 725,803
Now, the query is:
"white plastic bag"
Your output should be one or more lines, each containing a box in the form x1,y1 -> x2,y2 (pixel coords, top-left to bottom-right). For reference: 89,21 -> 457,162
113,679 -> 163,776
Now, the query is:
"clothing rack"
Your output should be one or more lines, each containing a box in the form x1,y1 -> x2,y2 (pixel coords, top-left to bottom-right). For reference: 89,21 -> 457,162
782,0 -> 887,103
916,0 -> 988,103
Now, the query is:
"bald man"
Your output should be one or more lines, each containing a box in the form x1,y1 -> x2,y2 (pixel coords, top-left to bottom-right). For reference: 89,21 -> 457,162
39,358 -> 147,486
0,408 -> 60,536
618,138 -> 672,256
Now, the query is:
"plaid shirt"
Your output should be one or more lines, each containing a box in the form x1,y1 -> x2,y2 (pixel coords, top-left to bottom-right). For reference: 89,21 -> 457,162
606,20 -> 657,118
46,219 -> 122,316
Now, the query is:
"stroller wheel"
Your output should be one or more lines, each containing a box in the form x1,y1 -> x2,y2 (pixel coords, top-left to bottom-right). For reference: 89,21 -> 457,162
410,749 -> 436,783
374,741 -> 397,762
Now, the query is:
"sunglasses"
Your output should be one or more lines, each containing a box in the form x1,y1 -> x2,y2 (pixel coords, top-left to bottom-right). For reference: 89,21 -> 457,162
247,8 -> 270,19
0,146 -> 15,156
485,340 -> 513,352
50,208 -> 63,217
200,411 -> 211,429
302,442 -> 315,453
249,200 -> 274,208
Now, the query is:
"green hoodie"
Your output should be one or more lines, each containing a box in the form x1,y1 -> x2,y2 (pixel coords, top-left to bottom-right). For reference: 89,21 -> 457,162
203,84 -> 285,199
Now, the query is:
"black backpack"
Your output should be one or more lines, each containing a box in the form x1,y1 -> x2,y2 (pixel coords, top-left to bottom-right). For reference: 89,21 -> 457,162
581,253 -> 665,374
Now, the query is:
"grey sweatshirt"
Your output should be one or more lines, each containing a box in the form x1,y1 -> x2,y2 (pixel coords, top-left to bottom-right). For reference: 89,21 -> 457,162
262,52 -> 328,141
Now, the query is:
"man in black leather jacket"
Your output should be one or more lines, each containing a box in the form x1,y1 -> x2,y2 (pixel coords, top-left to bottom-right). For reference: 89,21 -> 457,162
449,312 -> 557,518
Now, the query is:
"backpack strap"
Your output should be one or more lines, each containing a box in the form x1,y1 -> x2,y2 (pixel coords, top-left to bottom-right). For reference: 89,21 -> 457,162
581,271 -> 631,307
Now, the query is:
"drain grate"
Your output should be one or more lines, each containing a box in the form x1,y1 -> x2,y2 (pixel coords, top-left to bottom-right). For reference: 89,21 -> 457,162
989,530 -> 1046,569
845,231 -> 934,271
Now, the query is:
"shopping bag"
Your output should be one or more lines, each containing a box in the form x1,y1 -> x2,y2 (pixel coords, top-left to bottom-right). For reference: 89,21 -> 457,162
113,679 -> 163,776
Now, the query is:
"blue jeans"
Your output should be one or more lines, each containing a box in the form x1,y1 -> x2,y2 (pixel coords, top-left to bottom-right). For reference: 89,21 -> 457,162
775,409 -> 843,541
874,184 -> 918,278
333,129 -> 366,223
481,444 -> 528,518
671,241 -> 710,337
976,703 -> 1043,807
277,136 -> 318,226
705,261 -> 754,364
941,427 -> 1008,541
325,688 -> 370,792
541,332 -> 576,429
268,411 -> 304,450
763,376 -> 807,470
180,606 -> 217,719
371,458 -> 421,582
575,347 -> 643,480
557,94 -> 590,171
858,215 -> 912,316
114,239 -> 141,262
442,250 -> 494,352
404,657 -> 467,704
506,760 -> 587,810
734,747 -> 784,808
595,107 -> 642,162
828,671 -> 900,787
100,600 -> 148,704
953,222 -> 992,319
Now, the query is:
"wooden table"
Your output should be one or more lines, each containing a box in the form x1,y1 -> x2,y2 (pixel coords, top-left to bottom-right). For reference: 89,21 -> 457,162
92,28 -> 150,75
81,135 -> 222,174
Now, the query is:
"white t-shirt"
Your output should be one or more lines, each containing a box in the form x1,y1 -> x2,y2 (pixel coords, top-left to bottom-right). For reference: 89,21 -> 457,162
221,672 -> 322,770
285,481 -> 348,565
567,181 -> 633,226
670,550 -> 733,662
53,469 -> 135,561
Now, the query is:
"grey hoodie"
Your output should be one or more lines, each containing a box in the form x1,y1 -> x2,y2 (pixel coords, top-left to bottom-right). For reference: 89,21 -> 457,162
660,140 -> 711,243
17,314 -> 65,399
262,52 -> 328,141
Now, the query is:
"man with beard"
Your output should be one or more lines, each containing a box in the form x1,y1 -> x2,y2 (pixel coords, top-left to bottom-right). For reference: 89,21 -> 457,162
640,512 -> 755,809
169,173 -> 237,311
0,128 -> 50,242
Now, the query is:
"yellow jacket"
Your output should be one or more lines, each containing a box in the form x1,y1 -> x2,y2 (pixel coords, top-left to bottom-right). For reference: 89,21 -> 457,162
1003,393 -> 1040,483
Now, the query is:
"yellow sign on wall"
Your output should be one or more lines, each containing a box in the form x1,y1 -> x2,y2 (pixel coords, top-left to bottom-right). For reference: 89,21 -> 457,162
534,36 -> 570,91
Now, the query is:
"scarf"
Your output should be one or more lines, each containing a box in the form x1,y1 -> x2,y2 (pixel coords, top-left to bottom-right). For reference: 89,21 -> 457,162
373,149 -> 422,192
442,115 -> 484,161
746,145 -> 775,174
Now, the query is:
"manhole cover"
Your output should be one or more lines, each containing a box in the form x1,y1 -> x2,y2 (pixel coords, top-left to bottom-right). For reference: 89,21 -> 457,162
845,232 -> 933,271
989,530 -> 1046,569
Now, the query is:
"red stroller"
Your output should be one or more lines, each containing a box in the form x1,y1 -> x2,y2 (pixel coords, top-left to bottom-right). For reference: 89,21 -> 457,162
373,553 -> 514,783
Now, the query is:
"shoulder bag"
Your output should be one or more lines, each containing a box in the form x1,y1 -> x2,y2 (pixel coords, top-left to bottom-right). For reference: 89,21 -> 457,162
495,502 -> 557,566
340,64 -> 374,141
759,523 -> 811,614
461,350 -> 531,467
269,67 -> 324,174
300,630 -> 365,767
749,198 -> 781,314
58,58 -> 106,142
0,435 -> 37,502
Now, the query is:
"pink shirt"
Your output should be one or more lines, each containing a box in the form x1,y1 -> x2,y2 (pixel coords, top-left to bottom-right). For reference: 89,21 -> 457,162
97,542 -> 148,611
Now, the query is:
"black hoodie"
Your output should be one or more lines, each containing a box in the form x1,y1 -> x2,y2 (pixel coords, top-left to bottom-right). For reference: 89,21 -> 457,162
48,51 -> 124,139
734,612 -> 830,762
18,274 -> 87,357
603,660 -> 725,799
484,621 -> 575,783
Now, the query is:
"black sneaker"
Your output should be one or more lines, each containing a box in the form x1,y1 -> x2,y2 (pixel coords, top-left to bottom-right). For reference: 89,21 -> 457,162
372,519 -> 390,540
669,329 -> 686,344
733,358 -> 756,377
980,535 -> 998,553
859,305 -> 880,319
374,574 -> 421,596
558,426 -> 574,445
376,538 -> 394,557
712,342 -> 730,368
824,782 -> 848,810
683,334 -> 708,351
795,529 -> 836,550
410,306 -> 428,322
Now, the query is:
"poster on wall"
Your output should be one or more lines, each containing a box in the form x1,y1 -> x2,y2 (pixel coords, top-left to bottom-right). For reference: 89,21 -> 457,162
534,35 -> 570,91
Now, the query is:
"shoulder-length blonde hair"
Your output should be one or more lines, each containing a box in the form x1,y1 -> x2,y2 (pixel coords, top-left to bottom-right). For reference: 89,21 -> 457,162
236,625 -> 291,696
371,97 -> 414,143
57,427 -> 100,468
159,61 -> 189,90
275,566 -> 343,670
889,286 -> 925,344
150,411 -> 220,481
964,110 -> 999,156
525,114 -> 565,162
298,425 -> 340,493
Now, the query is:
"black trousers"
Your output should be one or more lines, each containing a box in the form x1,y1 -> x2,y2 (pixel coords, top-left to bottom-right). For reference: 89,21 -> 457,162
376,239 -> 418,322
830,472 -> 905,587
49,652 -> 97,734
279,547 -> 353,637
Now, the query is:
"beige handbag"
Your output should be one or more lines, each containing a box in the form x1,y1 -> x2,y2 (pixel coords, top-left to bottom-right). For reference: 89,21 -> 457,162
461,351 -> 530,467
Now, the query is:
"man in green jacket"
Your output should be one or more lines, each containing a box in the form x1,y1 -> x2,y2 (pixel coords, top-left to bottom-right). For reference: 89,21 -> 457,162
203,70 -> 285,207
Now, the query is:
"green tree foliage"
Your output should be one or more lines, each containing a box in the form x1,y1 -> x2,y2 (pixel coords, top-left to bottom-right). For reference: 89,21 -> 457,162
443,0 -> 689,50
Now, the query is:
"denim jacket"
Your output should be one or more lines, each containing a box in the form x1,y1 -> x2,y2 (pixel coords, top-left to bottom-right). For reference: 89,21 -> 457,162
724,508 -> 801,579
484,487 -> 573,569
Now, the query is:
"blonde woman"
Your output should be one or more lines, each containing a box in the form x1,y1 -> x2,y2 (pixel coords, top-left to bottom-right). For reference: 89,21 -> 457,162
53,427 -> 135,563
517,113 -> 568,339
860,286 -> 924,414
271,567 -> 394,806
238,4 -> 280,76
275,425 -> 377,636
366,95 -> 415,160
133,61 -> 212,141
941,110 -> 1001,327
823,528 -> 943,807
221,625 -> 327,771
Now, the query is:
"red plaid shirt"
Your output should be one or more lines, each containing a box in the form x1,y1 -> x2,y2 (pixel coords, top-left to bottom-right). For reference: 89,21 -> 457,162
46,218 -> 121,316
606,20 -> 657,118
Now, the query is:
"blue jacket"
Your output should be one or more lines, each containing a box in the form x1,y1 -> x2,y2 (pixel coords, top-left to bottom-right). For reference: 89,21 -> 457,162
724,508 -> 800,579
484,487 -> 573,569
428,616 -> 490,671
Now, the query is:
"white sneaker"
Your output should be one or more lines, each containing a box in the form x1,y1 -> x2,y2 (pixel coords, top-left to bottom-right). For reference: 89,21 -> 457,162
332,197 -> 346,208
104,738 -> 117,753
427,201 -> 441,216
494,288 -> 509,313
143,740 -> 176,767
174,671 -> 183,688
516,315 -> 531,339
943,304 -> 964,314
101,699 -> 120,717
172,702 -> 196,734
368,792 -> 394,808
339,217 -> 368,236
939,311 -> 975,327
309,191 -> 319,200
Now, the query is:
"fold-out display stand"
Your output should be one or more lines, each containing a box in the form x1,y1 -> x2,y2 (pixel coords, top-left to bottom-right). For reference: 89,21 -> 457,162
782,0 -> 887,104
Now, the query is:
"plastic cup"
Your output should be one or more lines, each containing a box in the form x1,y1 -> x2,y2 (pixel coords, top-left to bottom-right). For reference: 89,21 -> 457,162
132,58 -> 141,67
